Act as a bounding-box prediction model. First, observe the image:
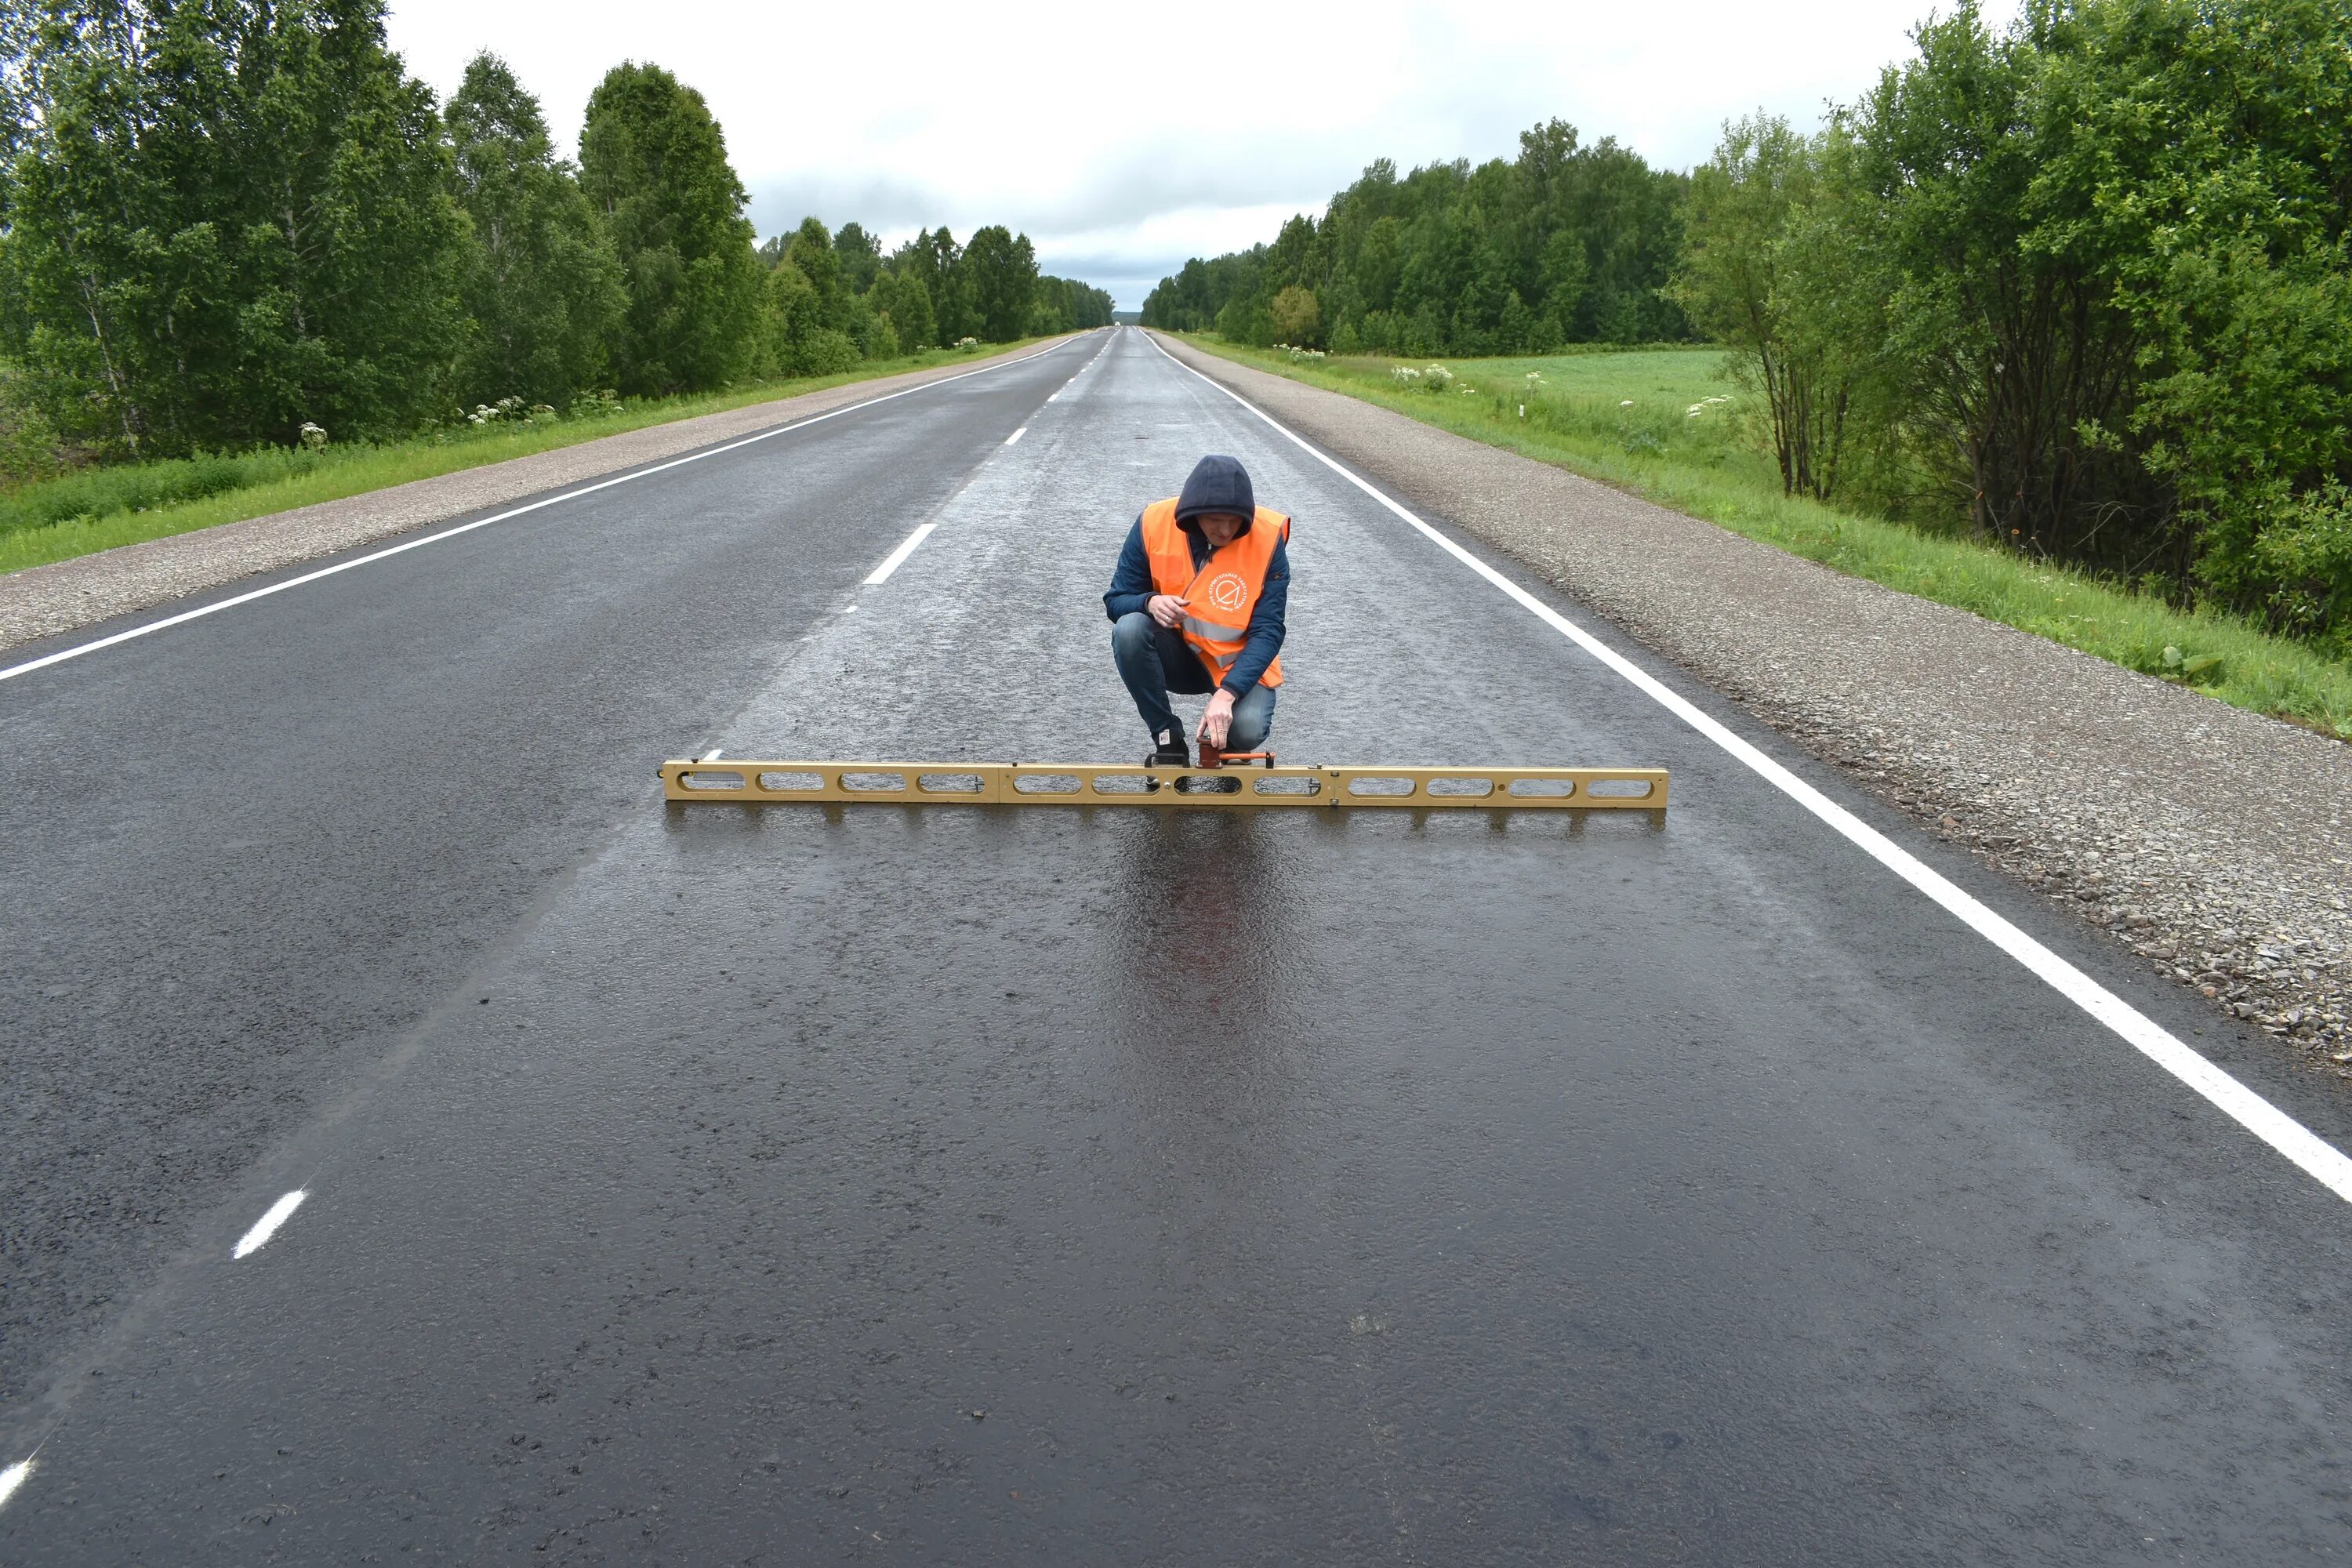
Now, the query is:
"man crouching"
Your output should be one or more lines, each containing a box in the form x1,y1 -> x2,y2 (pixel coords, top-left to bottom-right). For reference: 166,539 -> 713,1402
1103,454 -> 1290,766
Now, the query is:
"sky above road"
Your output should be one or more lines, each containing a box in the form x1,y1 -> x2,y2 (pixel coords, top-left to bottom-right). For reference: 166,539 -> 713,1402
383,0 -> 2020,311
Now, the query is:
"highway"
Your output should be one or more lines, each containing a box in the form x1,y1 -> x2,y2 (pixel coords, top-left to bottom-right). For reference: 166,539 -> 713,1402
4,325 -> 2349,1562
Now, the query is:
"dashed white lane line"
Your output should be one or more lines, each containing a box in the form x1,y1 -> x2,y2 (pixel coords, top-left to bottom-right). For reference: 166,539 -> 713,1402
1004,426 -> 1027,445
696,748 -> 724,762
231,1190 -> 308,1259
0,1455 -> 31,1512
1148,332 -> 2352,1207
862,522 -> 938,586
0,339 -> 1077,686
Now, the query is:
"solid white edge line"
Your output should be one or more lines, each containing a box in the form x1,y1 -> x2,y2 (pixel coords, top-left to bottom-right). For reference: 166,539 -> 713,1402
0,1455 -> 31,1512
1146,332 -> 2352,1206
231,1189 -> 309,1259
1005,426 -> 1027,445
0,339 -> 1075,685
862,521 -> 938,586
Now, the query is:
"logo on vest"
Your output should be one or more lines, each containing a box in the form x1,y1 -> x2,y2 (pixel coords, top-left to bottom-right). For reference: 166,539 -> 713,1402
1205,574 -> 1248,614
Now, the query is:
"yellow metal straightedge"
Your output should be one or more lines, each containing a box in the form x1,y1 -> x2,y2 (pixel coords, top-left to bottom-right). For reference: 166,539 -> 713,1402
659,760 -> 1667,810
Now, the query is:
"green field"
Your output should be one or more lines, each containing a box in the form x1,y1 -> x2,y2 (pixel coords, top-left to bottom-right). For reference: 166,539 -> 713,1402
0,339 -> 1058,577
1190,337 -> 2352,741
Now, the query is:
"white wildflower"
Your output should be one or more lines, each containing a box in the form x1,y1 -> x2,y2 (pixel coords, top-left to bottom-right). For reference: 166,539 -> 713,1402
297,421 -> 328,451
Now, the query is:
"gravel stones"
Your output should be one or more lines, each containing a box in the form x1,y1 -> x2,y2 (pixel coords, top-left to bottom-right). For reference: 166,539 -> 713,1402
1158,334 -> 2352,1073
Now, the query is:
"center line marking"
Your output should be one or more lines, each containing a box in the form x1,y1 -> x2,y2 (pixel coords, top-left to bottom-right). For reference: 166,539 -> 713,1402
862,522 -> 937,585
1004,426 -> 1027,445
1149,331 -> 2352,1207
232,1190 -> 308,1258
0,1455 -> 32,1513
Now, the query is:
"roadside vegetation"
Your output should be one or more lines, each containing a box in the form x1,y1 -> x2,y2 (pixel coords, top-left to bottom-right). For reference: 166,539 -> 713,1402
1185,336 -> 2352,739
0,339 -> 1054,575
0,2 -> 1111,568
1146,0 -> 2352,681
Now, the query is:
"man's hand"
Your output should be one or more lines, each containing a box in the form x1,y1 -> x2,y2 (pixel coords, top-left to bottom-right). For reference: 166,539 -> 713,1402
1147,593 -> 1187,629
1198,688 -> 1236,747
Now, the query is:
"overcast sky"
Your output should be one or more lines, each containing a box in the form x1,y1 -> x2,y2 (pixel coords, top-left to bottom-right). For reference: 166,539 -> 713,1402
384,0 -> 2016,311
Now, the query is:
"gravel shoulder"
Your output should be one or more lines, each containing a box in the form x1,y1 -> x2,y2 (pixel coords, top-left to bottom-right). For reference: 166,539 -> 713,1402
1156,332 -> 2352,1070
0,339 -> 1073,655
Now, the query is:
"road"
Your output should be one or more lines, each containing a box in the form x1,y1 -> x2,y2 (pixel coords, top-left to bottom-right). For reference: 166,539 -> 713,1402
4,326 -> 2349,1563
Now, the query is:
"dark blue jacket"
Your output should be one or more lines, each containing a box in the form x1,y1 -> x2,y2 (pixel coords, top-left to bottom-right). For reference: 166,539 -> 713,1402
1105,521 -> 1290,696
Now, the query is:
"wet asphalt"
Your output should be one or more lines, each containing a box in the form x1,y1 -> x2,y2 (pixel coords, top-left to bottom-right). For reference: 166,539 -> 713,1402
4,327 -> 2351,1563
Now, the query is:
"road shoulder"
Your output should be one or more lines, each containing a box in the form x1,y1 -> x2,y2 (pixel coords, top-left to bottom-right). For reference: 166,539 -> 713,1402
1152,330 -> 2352,1073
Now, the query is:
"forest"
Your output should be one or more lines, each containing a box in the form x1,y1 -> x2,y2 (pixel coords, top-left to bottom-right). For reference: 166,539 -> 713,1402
1148,0 -> 2352,654
1142,123 -> 1691,354
0,0 -> 1112,472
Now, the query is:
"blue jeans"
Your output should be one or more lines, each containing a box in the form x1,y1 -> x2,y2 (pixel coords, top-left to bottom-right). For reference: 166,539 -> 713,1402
1111,612 -> 1276,750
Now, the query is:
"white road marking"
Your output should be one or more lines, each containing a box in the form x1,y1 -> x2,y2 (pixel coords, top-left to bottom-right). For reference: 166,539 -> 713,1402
0,1456 -> 31,1512
1149,332 -> 2352,1207
862,522 -> 938,586
1005,426 -> 1027,445
231,1190 -> 308,1259
697,748 -> 724,762
0,340 -> 1077,686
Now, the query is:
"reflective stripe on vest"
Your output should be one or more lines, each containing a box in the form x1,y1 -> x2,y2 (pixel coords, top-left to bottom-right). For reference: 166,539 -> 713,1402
1138,498 -> 1287,689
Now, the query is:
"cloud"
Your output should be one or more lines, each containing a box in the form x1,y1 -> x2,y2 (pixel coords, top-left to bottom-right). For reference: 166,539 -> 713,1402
387,0 -> 2022,308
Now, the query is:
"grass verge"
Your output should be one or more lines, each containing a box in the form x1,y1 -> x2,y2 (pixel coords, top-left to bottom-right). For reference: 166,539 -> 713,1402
1181,335 -> 2352,740
0,339 -> 1062,576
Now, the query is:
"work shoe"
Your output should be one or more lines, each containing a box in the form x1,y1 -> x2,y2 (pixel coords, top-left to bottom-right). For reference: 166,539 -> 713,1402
1145,730 -> 1190,768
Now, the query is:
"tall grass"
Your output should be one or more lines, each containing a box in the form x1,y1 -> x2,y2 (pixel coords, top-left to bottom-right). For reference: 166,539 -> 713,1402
1197,337 -> 2352,739
0,446 -> 338,537
0,339 -> 1053,576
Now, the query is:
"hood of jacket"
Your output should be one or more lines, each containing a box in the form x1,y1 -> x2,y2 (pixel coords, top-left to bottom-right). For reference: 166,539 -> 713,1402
1174,454 -> 1255,538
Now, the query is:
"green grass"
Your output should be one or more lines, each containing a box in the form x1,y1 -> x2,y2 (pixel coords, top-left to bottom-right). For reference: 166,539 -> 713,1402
0,339 -> 1061,575
1189,336 -> 2352,740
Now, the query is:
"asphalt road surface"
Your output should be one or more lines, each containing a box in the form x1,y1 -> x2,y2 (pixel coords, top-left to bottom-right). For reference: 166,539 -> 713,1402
5,327 -> 2350,1563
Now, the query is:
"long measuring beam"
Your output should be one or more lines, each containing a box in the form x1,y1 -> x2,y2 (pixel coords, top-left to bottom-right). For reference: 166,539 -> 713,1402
659,760 -> 1667,810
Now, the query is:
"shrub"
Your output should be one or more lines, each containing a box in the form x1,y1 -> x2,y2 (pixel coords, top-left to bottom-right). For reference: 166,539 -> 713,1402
798,329 -> 861,376
2255,482 -> 2352,655
1267,285 -> 1321,347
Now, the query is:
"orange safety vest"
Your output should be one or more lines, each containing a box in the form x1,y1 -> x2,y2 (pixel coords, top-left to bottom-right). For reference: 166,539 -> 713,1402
1139,498 -> 1288,688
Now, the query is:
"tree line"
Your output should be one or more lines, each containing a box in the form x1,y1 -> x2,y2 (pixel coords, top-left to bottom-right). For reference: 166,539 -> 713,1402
1676,0 -> 2351,652
1141,123 -> 1692,354
1146,0 -> 2352,653
0,0 -> 1112,469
